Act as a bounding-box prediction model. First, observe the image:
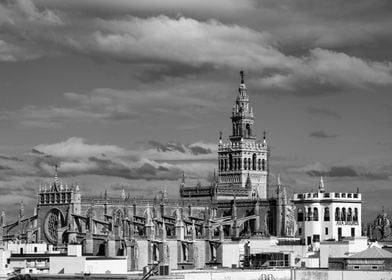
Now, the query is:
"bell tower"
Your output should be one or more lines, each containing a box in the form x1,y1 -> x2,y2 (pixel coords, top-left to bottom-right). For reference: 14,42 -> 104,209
217,71 -> 269,199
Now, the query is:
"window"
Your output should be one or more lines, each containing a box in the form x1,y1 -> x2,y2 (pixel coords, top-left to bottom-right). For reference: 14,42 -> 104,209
338,227 -> 342,239
252,154 -> 257,170
325,227 -> 329,235
353,208 -> 358,222
313,234 -> 320,242
324,207 -> 330,221
224,159 -> 227,171
306,207 -> 312,221
34,247 -> 37,253
342,208 -> 347,221
353,266 -> 360,270
244,158 -> 247,170
351,227 -> 355,237
248,158 -> 251,171
261,159 -> 265,171
298,228 -> 302,235
372,266 -> 378,270
229,154 -> 233,170
238,159 -> 241,170
258,159 -> 261,170
348,208 -> 352,221
313,207 -> 319,221
335,207 -> 341,221
298,209 -> 304,222
246,123 -> 251,137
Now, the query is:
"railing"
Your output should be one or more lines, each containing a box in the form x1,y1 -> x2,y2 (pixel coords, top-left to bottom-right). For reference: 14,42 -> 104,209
141,261 -> 161,280
293,192 -> 361,201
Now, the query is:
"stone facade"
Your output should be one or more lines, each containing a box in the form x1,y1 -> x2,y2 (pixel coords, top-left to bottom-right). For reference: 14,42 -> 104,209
293,177 -> 362,246
180,71 -> 269,200
0,72 -> 294,272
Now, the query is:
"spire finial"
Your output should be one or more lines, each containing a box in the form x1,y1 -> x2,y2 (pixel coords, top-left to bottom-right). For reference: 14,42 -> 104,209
319,176 -> 325,193
121,188 -> 126,200
54,164 -> 59,185
277,174 -> 281,186
240,70 -> 245,84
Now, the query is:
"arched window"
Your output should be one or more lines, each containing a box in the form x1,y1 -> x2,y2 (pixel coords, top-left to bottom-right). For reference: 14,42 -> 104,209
232,124 -> 236,136
246,123 -> 251,137
335,207 -> 341,221
342,208 -> 346,221
313,207 -> 319,221
258,159 -> 261,170
347,208 -> 352,221
238,159 -> 242,170
224,159 -> 227,171
307,207 -> 312,221
233,158 -> 237,170
354,208 -> 358,222
229,154 -> 233,170
252,154 -> 257,170
298,209 -> 304,222
244,158 -> 247,170
324,207 -> 330,221
182,243 -> 188,261
238,124 -> 242,136
262,159 -> 266,171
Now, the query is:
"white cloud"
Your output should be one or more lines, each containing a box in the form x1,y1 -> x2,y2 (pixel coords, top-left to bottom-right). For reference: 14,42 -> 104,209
257,48 -> 392,92
33,137 -> 127,158
0,40 -> 40,61
0,0 -> 63,26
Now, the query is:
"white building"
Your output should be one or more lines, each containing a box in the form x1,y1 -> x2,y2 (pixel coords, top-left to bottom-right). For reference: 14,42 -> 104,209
293,177 -> 362,246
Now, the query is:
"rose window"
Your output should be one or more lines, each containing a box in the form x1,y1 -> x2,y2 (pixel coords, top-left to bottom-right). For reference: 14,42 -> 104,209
44,209 -> 63,244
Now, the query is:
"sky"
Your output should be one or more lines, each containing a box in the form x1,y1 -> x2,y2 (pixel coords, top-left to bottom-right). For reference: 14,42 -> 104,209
0,0 -> 391,223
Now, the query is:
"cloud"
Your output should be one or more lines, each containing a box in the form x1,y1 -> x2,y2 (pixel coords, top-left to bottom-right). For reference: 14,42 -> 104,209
75,15 -> 279,69
0,0 -> 63,26
0,77 -> 230,127
30,137 -> 215,181
257,48 -> 392,94
307,166 -> 358,177
2,0 -> 392,95
307,107 -> 341,119
147,141 -> 213,156
33,137 -> 127,158
309,130 -> 337,138
306,166 -> 389,180
0,40 -> 41,61
289,162 -> 390,181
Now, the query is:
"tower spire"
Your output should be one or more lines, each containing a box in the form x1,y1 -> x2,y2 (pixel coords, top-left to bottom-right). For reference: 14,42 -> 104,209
240,70 -> 245,84
54,164 -> 59,185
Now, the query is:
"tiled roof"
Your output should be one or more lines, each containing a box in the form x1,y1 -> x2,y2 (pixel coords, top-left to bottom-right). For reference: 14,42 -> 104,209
349,246 -> 392,259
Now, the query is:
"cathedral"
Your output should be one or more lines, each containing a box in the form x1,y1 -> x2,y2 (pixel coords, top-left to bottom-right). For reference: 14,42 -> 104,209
0,72 -> 295,271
